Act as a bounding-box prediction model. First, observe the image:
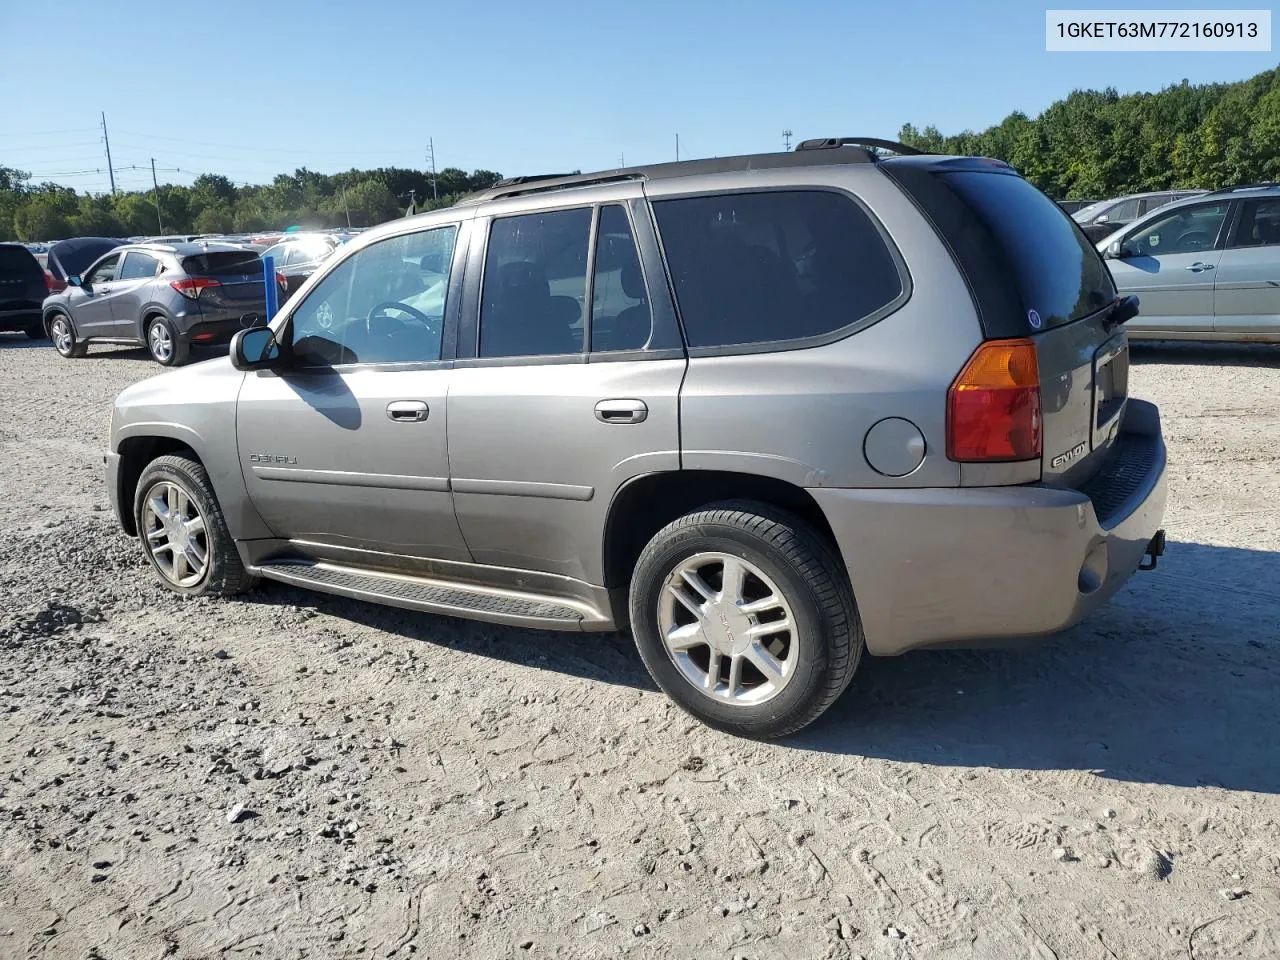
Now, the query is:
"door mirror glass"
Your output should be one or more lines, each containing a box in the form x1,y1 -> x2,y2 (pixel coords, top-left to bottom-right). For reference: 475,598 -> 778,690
67,275 -> 82,287
231,327 -> 280,370
1106,240 -> 1124,259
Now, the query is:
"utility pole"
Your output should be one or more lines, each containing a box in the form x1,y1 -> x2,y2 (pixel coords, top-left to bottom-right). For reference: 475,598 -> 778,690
341,187 -> 352,228
426,139 -> 438,200
783,129 -> 793,151
675,134 -> 680,162
101,112 -> 117,194
149,158 -> 164,233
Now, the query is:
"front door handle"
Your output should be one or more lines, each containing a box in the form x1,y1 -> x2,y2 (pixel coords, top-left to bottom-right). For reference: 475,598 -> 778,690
1185,262 -> 1214,272
595,399 -> 648,424
386,400 -> 429,422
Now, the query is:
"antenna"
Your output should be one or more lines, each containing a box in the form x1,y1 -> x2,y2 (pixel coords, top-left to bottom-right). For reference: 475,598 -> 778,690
783,129 -> 793,151
675,134 -> 680,162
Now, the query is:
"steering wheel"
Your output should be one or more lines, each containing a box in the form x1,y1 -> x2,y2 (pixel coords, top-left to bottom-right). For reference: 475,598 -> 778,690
1175,231 -> 1211,252
367,300 -> 432,327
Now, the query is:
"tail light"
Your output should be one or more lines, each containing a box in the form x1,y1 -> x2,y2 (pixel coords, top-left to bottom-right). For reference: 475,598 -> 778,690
277,271 -> 288,290
947,338 -> 1042,462
170,277 -> 221,299
44,270 -> 55,292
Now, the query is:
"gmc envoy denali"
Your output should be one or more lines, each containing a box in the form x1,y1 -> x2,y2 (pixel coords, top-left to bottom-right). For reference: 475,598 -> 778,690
106,138 -> 1167,738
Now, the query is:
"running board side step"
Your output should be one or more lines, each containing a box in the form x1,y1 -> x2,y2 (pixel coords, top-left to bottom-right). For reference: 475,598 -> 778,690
251,562 -> 606,631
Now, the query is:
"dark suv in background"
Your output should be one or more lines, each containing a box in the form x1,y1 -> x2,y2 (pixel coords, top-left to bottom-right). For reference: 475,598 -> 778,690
43,241 -> 266,366
0,243 -> 49,339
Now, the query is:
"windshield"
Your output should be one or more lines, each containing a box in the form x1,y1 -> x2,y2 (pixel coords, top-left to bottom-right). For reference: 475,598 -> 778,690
1071,200 -> 1113,223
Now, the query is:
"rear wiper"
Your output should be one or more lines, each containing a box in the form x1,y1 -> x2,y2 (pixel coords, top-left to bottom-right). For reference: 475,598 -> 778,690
1103,294 -> 1140,333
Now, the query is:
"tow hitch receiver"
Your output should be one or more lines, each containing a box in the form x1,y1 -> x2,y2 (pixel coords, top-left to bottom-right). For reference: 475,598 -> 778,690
1139,529 -> 1166,571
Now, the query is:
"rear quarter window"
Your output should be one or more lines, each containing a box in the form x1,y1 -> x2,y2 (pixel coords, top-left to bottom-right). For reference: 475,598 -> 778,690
884,165 -> 1115,335
652,190 -> 904,349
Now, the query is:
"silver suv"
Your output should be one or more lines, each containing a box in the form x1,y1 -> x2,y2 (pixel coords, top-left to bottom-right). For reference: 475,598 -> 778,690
43,242 -> 266,366
105,139 -> 1168,738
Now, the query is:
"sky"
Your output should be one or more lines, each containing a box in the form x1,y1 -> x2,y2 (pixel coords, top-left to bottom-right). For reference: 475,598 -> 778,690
1,0 -> 1275,195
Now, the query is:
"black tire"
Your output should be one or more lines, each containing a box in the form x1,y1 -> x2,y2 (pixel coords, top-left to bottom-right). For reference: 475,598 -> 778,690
629,500 -> 863,739
134,454 -> 257,597
23,323 -> 46,340
146,315 -> 190,367
47,312 -> 87,358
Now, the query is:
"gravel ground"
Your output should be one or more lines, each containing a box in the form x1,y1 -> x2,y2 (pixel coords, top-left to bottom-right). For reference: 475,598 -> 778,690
0,336 -> 1278,960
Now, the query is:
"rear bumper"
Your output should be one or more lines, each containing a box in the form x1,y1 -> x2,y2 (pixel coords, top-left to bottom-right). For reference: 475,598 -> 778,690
185,316 -> 253,345
811,399 -> 1167,656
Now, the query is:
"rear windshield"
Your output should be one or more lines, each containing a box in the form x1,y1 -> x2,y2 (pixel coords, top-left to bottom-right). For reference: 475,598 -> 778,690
182,252 -> 262,277
885,166 -> 1116,337
0,246 -> 43,278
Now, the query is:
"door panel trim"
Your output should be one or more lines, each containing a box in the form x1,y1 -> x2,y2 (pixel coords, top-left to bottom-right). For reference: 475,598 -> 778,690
451,477 -> 595,501
252,465 -> 449,491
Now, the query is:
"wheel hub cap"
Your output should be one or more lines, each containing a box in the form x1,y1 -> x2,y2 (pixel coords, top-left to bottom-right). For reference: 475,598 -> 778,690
656,551 -> 797,706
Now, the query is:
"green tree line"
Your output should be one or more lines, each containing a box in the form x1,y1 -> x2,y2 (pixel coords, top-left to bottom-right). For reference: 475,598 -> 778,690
898,66 -> 1280,199
0,166 -> 503,241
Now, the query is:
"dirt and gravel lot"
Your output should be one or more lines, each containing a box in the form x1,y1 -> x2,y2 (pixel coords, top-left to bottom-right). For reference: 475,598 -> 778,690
0,336 -> 1277,960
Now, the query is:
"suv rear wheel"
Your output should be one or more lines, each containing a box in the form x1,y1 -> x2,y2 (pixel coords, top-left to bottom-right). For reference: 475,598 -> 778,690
134,454 -> 256,597
147,316 -> 189,366
629,501 -> 863,739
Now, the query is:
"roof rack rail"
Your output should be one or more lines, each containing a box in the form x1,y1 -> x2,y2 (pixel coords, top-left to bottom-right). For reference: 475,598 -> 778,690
491,174 -> 577,188
457,150 -> 878,206
1205,181 -> 1280,196
795,137 -> 927,156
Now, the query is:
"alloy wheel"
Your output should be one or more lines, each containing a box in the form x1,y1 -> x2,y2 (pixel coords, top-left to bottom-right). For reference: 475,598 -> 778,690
656,551 -> 798,705
149,321 -> 173,363
50,316 -> 73,356
141,481 -> 209,587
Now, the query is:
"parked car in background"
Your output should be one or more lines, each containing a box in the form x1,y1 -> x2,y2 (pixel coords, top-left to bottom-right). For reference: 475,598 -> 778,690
262,233 -> 341,302
105,140 -> 1166,738
0,243 -> 49,338
1099,183 -> 1280,342
1057,199 -> 1099,215
1074,190 -> 1206,243
43,241 -> 266,366
46,237 -> 128,295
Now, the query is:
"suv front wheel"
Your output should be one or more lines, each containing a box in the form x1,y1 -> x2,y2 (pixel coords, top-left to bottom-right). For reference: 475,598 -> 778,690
134,454 -> 256,597
629,501 -> 863,739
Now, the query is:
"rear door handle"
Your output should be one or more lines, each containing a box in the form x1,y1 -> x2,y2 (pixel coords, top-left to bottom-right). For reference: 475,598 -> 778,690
1185,262 -> 1214,272
594,399 -> 648,424
386,400 -> 429,422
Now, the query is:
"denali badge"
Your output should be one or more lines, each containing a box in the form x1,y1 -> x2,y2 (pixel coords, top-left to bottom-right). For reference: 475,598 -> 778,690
1050,442 -> 1088,469
248,453 -> 298,464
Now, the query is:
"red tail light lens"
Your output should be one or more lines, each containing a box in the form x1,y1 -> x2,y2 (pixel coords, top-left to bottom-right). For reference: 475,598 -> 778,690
44,270 -> 55,292
170,277 -> 221,299
277,271 -> 288,290
947,338 -> 1042,462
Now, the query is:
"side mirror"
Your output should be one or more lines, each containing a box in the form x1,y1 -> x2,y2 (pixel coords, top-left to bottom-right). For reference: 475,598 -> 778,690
67,275 -> 82,287
1094,215 -> 1109,224
230,326 -> 280,371
1105,240 -> 1125,259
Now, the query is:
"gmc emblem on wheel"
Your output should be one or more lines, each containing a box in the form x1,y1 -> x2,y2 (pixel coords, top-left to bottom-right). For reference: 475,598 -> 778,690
1050,442 -> 1088,469
248,454 -> 298,464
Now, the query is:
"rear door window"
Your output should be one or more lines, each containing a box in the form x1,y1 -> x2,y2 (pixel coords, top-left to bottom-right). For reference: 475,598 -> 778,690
1229,198 -> 1280,248
479,208 -> 591,358
118,252 -> 160,280
652,190 -> 903,349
